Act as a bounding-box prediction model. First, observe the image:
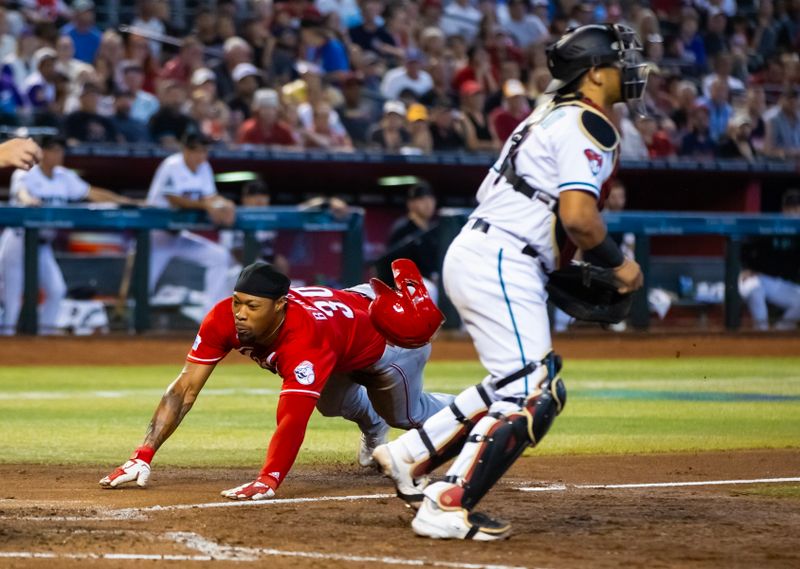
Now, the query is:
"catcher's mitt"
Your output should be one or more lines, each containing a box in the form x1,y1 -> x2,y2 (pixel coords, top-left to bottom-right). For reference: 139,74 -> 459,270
546,261 -> 633,324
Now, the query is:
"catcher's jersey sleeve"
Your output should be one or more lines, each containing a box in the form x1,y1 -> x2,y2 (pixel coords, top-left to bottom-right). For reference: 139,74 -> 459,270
552,109 -> 616,199
186,301 -> 235,365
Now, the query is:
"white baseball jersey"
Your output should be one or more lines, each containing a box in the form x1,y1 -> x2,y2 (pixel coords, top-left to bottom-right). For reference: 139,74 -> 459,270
146,152 -> 217,207
473,100 -> 619,272
9,165 -> 90,205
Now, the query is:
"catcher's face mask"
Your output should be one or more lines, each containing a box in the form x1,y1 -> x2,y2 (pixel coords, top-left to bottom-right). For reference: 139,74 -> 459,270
610,24 -> 652,115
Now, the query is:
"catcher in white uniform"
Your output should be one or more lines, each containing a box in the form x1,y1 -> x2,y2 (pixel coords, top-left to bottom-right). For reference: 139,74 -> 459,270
373,24 -> 648,540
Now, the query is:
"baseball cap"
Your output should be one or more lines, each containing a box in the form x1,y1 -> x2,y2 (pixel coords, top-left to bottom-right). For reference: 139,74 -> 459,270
407,181 -> 434,200
405,47 -> 424,63
407,103 -> 429,122
460,79 -> 483,97
232,62 -> 260,82
502,79 -> 526,98
72,0 -> 95,12
253,88 -> 280,109
729,112 -> 751,128
383,100 -> 407,116
32,47 -> 57,70
191,67 -> 217,86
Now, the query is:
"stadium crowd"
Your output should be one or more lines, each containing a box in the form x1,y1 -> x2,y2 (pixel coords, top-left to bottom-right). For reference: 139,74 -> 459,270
0,0 -> 798,158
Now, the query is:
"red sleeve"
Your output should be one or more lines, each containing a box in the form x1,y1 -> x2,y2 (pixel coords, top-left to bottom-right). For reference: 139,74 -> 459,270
276,345 -> 337,399
186,302 -> 235,365
257,393 -> 317,489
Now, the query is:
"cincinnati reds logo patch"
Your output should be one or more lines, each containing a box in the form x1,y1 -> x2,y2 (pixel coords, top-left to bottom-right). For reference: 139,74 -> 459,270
294,361 -> 315,385
584,148 -> 603,175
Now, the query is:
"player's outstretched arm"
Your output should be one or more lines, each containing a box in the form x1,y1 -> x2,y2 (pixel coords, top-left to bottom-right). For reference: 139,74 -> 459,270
99,362 -> 216,489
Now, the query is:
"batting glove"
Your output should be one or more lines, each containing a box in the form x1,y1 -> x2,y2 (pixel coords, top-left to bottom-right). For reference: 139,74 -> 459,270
220,478 -> 276,500
99,446 -> 155,489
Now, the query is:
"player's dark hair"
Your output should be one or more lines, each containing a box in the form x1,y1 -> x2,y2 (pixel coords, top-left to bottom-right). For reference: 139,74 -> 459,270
243,179 -> 269,197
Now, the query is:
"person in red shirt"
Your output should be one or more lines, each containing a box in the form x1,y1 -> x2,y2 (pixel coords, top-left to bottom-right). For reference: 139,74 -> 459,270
489,79 -> 531,141
100,262 -> 452,499
236,88 -> 299,147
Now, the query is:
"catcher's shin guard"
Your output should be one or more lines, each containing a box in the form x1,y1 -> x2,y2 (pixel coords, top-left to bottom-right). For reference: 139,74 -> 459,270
448,357 -> 567,510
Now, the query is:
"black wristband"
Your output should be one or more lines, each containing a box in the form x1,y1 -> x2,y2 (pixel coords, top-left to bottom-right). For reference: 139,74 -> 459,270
584,234 -> 625,268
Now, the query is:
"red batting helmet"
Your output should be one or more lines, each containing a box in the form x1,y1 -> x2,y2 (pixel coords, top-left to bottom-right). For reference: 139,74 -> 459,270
369,259 -> 445,349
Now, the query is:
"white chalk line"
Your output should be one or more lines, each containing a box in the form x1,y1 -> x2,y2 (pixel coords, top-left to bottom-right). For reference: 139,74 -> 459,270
0,531 -> 532,569
519,476 -> 800,492
0,387 -> 278,401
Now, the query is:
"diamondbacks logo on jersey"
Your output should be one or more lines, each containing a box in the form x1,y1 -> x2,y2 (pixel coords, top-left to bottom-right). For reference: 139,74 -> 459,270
294,361 -> 315,385
584,148 -> 603,175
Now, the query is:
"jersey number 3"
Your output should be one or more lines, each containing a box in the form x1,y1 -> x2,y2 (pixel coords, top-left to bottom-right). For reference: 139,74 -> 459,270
294,287 -> 354,319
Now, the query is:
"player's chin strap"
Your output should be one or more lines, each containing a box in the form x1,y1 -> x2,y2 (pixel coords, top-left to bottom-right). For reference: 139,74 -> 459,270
408,353 -> 564,484
431,354 -> 566,512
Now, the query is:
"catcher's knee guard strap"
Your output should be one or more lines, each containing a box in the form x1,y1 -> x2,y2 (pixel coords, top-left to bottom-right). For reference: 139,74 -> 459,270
457,358 -> 567,510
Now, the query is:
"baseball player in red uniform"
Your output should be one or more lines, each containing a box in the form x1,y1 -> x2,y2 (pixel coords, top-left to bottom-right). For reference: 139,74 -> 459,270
100,261 -> 452,499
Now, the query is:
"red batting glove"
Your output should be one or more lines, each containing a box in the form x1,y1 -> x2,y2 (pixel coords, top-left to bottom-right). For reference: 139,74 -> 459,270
99,446 -> 155,489
220,476 -> 277,500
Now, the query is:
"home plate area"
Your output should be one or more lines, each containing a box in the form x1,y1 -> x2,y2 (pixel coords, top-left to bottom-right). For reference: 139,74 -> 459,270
1,450 -> 799,568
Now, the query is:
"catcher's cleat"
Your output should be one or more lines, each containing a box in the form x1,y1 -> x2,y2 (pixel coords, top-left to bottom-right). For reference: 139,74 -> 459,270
358,423 -> 390,468
372,442 -> 428,508
411,495 -> 511,541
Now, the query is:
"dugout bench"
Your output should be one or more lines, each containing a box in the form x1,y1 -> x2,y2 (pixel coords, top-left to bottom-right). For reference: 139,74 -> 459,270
0,205 -> 364,334
433,210 -> 800,331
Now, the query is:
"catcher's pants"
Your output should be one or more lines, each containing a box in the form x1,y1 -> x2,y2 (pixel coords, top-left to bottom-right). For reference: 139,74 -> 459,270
316,342 -> 454,437
0,228 -> 67,335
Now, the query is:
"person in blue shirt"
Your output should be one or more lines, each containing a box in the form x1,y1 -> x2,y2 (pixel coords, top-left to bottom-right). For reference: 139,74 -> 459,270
300,16 -> 350,78
59,0 -> 102,64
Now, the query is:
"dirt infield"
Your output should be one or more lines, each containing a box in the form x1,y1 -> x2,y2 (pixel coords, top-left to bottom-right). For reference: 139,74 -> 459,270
1,332 -> 799,365
0,450 -> 799,568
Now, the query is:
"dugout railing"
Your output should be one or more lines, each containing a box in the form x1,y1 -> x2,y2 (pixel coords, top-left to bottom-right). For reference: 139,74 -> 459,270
431,210 -> 800,331
0,205 -> 364,334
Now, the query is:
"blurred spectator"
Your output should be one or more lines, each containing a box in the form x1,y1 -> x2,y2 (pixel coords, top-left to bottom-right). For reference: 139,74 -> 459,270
369,100 -> 411,151
236,88 -> 298,147
226,62 -> 262,125
706,78 -> 733,142
680,103 -> 717,159
617,104 -> 649,159
349,0 -> 399,59
489,79 -> 530,141
300,16 -> 349,78
212,36 -> 253,101
702,8 -> 729,60
636,115 -> 676,158
702,52 -> 745,98
148,81 -> 198,148
161,35 -> 204,86
430,103 -> 467,151
2,30 -> 39,96
124,33 -> 160,94
120,60 -> 159,123
763,86 -> 800,159
23,47 -> 57,113
60,0 -> 101,64
112,89 -> 151,143
63,81 -> 117,144
0,9 -> 18,61
386,181 -> 440,303
188,87 -> 231,143
459,80 -> 497,152
337,73 -> 377,146
380,48 -> 433,100
739,189 -> 800,331
94,30 -> 124,95
303,101 -> 354,150
452,45 -> 498,96
717,113 -> 757,161
669,80 -> 699,133
677,8 -> 707,75
745,86 -> 767,152
500,0 -> 549,49
407,103 -> 433,153
55,35 -> 90,82
440,0 -> 482,43
131,0 -> 166,59
193,8 -> 219,48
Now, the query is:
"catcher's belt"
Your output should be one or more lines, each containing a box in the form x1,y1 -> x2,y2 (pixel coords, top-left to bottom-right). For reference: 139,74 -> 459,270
546,261 -> 633,324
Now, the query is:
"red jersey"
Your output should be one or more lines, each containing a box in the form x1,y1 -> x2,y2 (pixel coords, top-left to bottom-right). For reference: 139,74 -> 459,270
186,286 -> 386,489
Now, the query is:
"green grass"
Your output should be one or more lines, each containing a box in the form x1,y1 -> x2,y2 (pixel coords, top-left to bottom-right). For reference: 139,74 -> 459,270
0,357 -> 798,467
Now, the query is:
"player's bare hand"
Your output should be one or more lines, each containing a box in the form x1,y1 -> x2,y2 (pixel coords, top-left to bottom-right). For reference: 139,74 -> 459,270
206,197 -> 236,227
220,478 -> 276,500
99,459 -> 151,489
613,258 -> 643,294
0,138 -> 42,170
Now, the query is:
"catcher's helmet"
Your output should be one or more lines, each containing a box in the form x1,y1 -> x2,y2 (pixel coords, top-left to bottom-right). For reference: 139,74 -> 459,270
546,23 -> 649,102
369,259 -> 444,349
